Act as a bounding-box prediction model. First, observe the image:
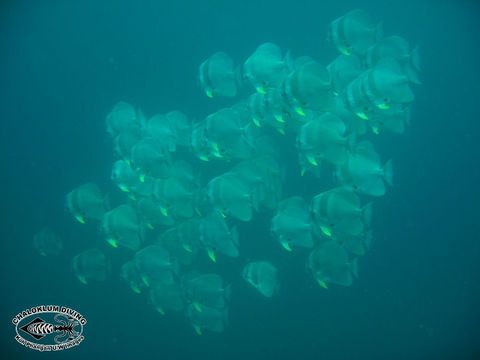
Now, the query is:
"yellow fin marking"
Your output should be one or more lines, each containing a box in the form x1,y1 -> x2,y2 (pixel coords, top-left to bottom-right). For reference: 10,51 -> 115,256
207,248 -> 216,263
320,226 -> 332,237
156,307 -> 165,315
193,302 -> 203,312
281,242 -> 292,252
294,106 -> 306,116
317,280 -> 328,289
107,238 -> 118,248
75,215 -> 85,224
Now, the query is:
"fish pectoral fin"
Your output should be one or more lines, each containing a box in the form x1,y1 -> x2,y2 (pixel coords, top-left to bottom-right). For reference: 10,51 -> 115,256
281,241 -> 292,252
294,106 -> 306,116
207,248 -> 216,263
193,302 -> 203,313
106,238 -> 118,248
317,279 -> 328,289
307,155 -> 318,166
156,306 -> 165,315
75,215 -> 85,224
183,243 -> 193,253
193,325 -> 202,335
160,207 -> 168,217
320,226 -> 332,237
256,86 -> 267,94
142,276 -> 150,287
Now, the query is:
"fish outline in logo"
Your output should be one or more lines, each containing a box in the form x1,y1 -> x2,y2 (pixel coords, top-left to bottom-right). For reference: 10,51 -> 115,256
19,314 -> 80,344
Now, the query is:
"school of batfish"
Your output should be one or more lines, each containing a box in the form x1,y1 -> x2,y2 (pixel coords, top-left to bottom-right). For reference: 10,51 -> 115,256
35,10 -> 420,335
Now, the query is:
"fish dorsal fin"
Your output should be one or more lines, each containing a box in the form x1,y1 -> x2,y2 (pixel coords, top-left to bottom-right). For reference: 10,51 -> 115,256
278,196 -> 307,213
319,113 -> 346,135
375,58 -> 404,79
229,199 -> 253,222
354,141 -> 379,164
381,35 -> 410,57
332,187 -> 360,209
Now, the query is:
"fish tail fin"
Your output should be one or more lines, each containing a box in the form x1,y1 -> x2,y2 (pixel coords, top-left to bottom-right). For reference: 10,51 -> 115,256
405,46 -> 422,84
346,132 -> 356,152
284,50 -> 295,72
137,107 -> 147,130
251,186 -> 262,213
275,280 -> 281,295
224,283 -> 232,301
410,46 -> 421,72
231,226 -> 240,246
364,230 -> 373,250
363,202 -> 373,226
172,256 -> 180,276
234,65 -> 244,88
352,257 -> 359,278
103,192 -> 112,211
374,21 -> 383,42
223,306 -> 229,326
243,121 -> 256,147
383,159 -> 393,186
405,64 -> 422,85
138,224 -> 146,246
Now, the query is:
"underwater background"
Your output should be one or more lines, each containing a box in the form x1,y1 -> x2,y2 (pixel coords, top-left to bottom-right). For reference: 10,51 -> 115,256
1,0 -> 479,359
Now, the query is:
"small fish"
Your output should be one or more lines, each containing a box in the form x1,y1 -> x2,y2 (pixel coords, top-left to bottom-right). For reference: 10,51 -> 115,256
199,52 -> 237,98
242,261 -> 279,297
72,248 -> 108,285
